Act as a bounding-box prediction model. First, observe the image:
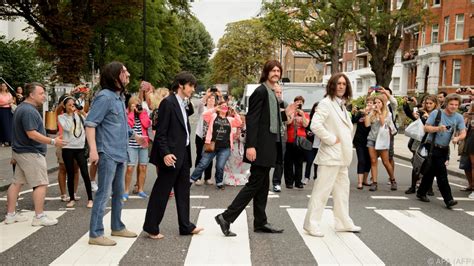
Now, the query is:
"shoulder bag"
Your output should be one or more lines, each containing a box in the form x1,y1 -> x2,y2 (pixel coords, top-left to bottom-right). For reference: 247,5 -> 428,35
412,110 -> 442,176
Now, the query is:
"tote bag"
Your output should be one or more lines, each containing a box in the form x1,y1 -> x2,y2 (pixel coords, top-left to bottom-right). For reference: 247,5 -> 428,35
375,124 -> 390,150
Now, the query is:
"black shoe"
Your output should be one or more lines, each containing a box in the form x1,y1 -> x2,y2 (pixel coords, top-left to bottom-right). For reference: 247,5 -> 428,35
254,223 -> 284,233
416,194 -> 430,202
296,184 -> 304,189
427,188 -> 434,196
405,187 -> 416,194
446,200 -> 458,209
215,214 -> 236,237
286,185 -> 293,189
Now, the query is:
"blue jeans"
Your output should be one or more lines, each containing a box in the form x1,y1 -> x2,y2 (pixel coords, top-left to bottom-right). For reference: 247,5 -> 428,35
191,147 -> 231,186
89,153 -> 126,237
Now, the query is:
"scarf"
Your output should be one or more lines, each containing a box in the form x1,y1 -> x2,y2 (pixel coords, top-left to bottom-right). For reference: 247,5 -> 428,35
264,82 -> 281,136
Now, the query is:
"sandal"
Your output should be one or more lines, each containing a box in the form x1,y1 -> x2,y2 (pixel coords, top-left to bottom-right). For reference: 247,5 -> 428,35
357,184 -> 363,190
369,182 -> 378,192
60,194 -> 69,202
362,182 -> 371,186
86,200 -> 93,208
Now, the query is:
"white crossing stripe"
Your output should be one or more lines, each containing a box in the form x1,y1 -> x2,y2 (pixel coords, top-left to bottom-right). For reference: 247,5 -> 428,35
371,196 -> 409,200
0,211 -> 66,253
375,210 -> 474,263
436,197 -> 474,201
287,208 -> 384,265
51,209 -> 145,265
466,211 -> 474,217
184,209 -> 251,265
190,195 -> 210,199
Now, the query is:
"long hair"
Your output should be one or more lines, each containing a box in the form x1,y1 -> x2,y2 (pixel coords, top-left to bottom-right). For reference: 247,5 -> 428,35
374,95 -> 388,119
259,60 -> 282,83
325,73 -> 352,100
421,94 -> 439,113
170,72 -> 197,93
100,61 -> 126,93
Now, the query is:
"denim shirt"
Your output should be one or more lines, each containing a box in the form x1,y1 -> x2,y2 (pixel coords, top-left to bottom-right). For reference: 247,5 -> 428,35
85,89 -> 133,162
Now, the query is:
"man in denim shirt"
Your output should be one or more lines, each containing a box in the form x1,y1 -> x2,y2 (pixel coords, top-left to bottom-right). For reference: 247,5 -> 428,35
85,61 -> 146,246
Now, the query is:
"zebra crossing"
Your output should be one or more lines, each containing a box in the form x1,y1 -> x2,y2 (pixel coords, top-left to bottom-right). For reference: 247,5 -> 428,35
1,206 -> 472,265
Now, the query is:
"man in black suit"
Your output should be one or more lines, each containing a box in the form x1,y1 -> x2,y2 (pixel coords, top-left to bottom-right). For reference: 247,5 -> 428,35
215,60 -> 295,236
143,72 -> 203,239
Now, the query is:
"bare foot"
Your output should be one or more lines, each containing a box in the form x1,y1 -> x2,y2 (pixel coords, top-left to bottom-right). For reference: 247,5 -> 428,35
86,200 -> 93,208
191,227 -> 204,234
148,233 -> 164,240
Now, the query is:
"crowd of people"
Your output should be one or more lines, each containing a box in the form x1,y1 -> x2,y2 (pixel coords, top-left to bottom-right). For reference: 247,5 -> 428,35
2,59 -> 473,245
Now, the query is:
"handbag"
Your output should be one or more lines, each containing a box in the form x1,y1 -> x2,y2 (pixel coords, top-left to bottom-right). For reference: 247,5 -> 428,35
404,118 -> 425,141
375,124 -> 391,150
412,110 -> 442,176
204,141 -> 215,153
294,120 -> 312,151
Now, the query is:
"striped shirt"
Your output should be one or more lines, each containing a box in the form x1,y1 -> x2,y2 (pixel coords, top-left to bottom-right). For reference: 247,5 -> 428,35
129,115 -> 143,148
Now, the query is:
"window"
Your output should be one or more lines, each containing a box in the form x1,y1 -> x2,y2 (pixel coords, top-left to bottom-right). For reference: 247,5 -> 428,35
441,60 -> 446,86
433,0 -> 440,6
431,24 -> 439,44
392,77 -> 400,92
397,0 -> 403,9
443,16 -> 449,42
452,60 -> 461,85
347,40 -> 353,52
455,14 -> 464,40
346,61 -> 353,72
421,27 -> 426,46
358,58 -> 365,69
357,79 -> 363,92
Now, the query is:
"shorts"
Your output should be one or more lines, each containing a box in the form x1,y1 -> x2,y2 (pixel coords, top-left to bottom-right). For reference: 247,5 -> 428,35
366,140 -> 375,148
12,152 -> 49,187
127,147 -> 148,166
389,134 -> 394,160
459,155 -> 472,171
56,147 -> 64,164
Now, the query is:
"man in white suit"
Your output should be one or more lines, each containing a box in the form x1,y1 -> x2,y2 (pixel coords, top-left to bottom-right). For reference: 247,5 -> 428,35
303,73 -> 361,237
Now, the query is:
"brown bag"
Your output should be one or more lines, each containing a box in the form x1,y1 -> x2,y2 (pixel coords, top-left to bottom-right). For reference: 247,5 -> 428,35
204,141 -> 215,153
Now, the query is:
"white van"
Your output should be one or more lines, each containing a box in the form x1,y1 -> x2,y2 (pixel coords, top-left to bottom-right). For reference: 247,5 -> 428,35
282,83 -> 326,112
242,84 -> 260,112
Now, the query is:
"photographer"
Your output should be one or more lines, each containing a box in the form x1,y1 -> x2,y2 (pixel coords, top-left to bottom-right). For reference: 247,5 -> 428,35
284,96 -> 309,189
123,96 -> 151,200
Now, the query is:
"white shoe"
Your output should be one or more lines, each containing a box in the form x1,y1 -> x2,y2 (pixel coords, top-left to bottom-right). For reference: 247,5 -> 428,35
304,227 -> 324,237
302,178 -> 310,185
32,214 -> 58,226
469,192 -> 474,199
4,213 -> 28,224
60,194 -> 69,202
205,180 -> 214,185
335,225 -> 361,233
91,181 -> 98,192
194,179 -> 204,186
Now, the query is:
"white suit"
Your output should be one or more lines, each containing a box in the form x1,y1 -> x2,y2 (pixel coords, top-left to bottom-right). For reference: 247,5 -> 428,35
303,96 -> 358,233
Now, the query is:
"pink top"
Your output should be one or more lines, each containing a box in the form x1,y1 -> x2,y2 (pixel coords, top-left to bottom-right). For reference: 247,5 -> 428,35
0,93 -> 13,108
127,110 -> 151,144
203,108 -> 242,150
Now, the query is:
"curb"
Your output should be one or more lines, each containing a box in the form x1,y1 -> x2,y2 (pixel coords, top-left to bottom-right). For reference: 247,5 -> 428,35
393,154 -> 465,179
0,166 -> 59,192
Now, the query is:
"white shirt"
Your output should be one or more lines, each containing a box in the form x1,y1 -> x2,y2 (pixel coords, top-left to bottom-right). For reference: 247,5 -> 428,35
58,113 -> 86,149
175,94 -> 190,146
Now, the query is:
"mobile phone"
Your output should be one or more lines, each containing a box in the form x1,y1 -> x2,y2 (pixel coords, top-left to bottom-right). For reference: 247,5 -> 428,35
370,85 -> 381,91
445,125 -> 452,130
210,87 -> 218,92
413,107 -> 418,112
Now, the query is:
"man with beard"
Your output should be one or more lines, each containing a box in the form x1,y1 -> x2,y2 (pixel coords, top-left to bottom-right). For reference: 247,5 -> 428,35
215,60 -> 295,236
86,61 -> 146,246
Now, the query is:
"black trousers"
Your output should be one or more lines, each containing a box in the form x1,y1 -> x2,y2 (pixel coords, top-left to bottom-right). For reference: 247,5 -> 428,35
304,148 -> 318,179
194,135 -> 213,180
143,150 -> 196,235
417,147 -> 453,204
272,141 -> 286,186
284,142 -> 304,186
62,148 -> 92,201
223,164 -> 270,228
355,145 -> 371,174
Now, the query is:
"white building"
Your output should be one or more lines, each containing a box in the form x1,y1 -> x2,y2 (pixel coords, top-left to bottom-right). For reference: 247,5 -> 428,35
0,18 -> 34,41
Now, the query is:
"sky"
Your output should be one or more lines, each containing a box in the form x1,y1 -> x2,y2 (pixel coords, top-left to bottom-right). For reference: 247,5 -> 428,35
190,0 -> 263,47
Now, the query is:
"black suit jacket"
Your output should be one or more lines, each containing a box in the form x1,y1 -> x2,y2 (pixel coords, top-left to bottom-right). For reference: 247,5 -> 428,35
244,84 -> 282,167
149,94 -> 192,170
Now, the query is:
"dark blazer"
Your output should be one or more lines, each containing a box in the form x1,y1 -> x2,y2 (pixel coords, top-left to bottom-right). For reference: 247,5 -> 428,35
149,94 -> 192,170
244,84 -> 280,167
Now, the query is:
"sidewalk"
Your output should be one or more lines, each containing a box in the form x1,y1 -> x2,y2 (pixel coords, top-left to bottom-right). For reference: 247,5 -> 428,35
0,134 -> 467,191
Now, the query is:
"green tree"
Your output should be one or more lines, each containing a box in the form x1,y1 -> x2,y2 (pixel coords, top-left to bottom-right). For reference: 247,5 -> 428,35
263,0 -> 353,74
0,36 -> 51,88
210,19 -> 276,87
178,16 -> 214,85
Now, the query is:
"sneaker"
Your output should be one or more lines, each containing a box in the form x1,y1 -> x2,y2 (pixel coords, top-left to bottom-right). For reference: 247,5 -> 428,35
335,225 -> 362,233
217,185 -> 225,190
446,200 -> 458,209
194,179 -> 204,186
390,181 -> 397,191
137,191 -> 148,198
74,194 -> 81,200
405,187 -> 416,194
273,185 -> 281,192
32,214 -> 58,226
111,228 -> 138,238
91,181 -> 98,192
89,236 -> 117,246
369,182 -> 378,192
4,212 -> 28,224
302,178 -> 310,185
469,192 -> 474,199
121,193 -> 129,202
205,179 -> 214,185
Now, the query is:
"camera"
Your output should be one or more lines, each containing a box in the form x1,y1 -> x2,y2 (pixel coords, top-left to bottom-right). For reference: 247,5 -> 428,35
297,103 -> 303,110
408,97 -> 415,102
445,125 -> 451,130
136,104 -> 143,112
74,103 -> 83,111
210,87 -> 218,92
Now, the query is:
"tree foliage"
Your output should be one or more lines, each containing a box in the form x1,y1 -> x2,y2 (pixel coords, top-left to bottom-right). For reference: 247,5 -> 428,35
263,0 -> 353,74
210,19 -> 276,87
0,36 -> 52,88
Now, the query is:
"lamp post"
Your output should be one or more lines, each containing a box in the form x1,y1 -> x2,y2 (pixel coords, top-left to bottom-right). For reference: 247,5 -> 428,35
143,0 -> 147,81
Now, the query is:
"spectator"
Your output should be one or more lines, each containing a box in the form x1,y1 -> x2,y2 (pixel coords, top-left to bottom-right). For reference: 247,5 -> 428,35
193,89 -> 217,185
365,95 -> 397,191
284,96 -> 310,189
190,101 -> 242,189
302,102 -> 320,185
352,97 -> 373,189
417,94 -> 466,208
85,61 -> 146,246
437,91 -> 447,109
224,112 -> 249,186
58,96 -> 93,208
123,96 -> 151,200
460,100 -> 474,198
272,83 -> 288,192
0,83 -> 14,146
15,86 -> 24,105
5,82 -> 66,226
